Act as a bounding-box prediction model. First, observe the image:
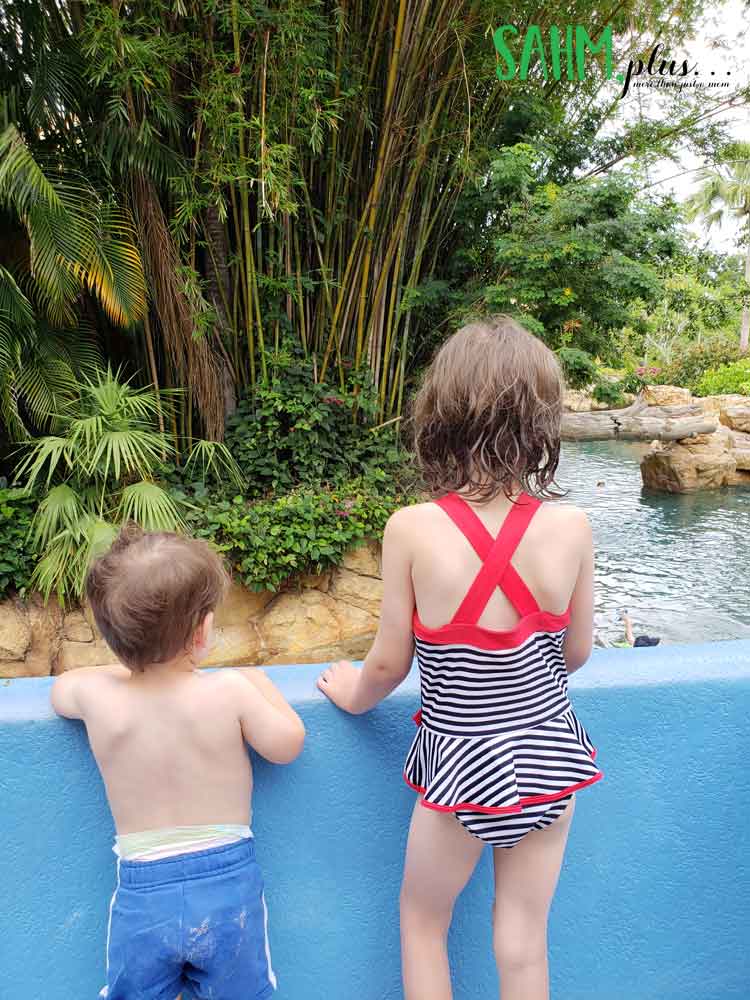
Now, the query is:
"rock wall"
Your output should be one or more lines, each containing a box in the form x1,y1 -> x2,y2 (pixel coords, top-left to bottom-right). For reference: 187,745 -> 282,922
0,541 -> 383,679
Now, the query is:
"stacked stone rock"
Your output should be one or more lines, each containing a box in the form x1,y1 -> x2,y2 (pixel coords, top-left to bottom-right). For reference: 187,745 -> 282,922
0,542 -> 384,680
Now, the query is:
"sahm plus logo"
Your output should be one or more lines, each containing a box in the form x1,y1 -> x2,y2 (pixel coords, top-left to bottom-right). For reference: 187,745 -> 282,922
492,24 -> 733,98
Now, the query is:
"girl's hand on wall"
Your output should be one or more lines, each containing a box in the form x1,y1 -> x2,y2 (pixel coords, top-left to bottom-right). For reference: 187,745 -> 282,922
317,661 -> 360,712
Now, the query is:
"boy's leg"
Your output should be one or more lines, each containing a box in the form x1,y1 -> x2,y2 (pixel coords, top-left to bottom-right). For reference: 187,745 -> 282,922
492,797 -> 575,1000
400,800 -> 484,1000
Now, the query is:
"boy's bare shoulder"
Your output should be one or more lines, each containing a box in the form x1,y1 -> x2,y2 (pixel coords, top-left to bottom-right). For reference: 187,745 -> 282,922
52,663 -> 131,718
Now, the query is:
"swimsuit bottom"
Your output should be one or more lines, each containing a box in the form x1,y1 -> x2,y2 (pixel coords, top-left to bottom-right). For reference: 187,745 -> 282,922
456,794 -> 573,848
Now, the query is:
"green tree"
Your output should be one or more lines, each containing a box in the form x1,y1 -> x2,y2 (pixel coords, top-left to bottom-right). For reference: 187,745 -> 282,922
0,125 -> 147,439
687,142 -> 750,352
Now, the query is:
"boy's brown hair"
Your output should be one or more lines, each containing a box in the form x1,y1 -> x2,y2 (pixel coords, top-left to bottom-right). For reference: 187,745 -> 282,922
86,523 -> 230,671
413,315 -> 564,501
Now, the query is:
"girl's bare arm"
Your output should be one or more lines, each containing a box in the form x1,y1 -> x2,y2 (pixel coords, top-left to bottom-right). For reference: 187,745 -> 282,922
317,510 -> 415,714
563,511 -> 595,673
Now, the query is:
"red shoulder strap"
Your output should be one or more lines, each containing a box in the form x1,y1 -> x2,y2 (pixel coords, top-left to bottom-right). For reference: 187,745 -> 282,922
436,494 -> 542,625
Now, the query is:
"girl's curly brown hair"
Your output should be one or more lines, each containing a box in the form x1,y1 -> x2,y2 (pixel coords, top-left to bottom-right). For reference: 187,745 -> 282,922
412,315 -> 564,502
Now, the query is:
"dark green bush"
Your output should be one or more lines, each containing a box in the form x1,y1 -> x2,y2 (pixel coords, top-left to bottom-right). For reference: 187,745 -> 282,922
591,380 -> 626,408
223,351 -> 405,498
557,348 -> 598,389
656,340 -> 745,393
0,488 -> 37,598
180,478 -> 415,592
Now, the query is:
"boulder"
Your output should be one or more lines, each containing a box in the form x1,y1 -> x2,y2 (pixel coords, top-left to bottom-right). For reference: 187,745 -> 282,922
563,389 -> 635,413
561,411 -> 617,440
63,610 -> 94,643
57,638 -> 116,672
329,568 -> 383,617
1,543 -> 386,678
722,404 -> 750,434
563,389 -> 595,412
640,428 -> 737,493
641,385 -> 692,407
697,394 -> 748,421
341,541 -> 381,578
204,624 -> 262,667
214,584 -> 273,629
0,602 -> 32,661
258,590 -> 344,663
729,429 -> 750,471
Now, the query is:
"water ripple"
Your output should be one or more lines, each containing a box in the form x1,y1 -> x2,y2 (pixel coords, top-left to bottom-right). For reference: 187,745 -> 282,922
557,441 -> 750,645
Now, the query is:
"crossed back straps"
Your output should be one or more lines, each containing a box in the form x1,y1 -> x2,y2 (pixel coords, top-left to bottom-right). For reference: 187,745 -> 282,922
435,493 -> 542,625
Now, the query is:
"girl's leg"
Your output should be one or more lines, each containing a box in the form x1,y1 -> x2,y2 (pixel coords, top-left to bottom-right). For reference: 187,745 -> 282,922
400,800 -> 485,1000
492,797 -> 575,1000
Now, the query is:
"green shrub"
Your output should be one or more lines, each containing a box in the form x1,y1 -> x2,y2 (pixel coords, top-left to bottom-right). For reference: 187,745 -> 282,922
223,351 -> 405,497
656,340 -> 745,393
591,380 -> 626,408
557,348 -> 598,389
0,488 -> 37,598
180,478 -> 415,592
619,371 -> 649,394
694,358 -> 750,397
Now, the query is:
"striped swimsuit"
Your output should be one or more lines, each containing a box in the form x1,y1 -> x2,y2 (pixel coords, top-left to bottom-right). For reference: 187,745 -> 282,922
403,492 -> 602,847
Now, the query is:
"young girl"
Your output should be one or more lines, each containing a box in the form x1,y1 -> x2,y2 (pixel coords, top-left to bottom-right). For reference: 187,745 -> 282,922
317,316 -> 600,1000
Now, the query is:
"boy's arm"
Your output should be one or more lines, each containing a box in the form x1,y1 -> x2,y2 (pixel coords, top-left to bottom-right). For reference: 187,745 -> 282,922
51,663 -> 131,719
563,512 -> 595,673
229,669 -> 305,765
317,510 -> 415,714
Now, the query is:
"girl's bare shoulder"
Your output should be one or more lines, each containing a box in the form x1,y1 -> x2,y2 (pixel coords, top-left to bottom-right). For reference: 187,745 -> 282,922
535,501 -> 592,541
387,500 -> 442,531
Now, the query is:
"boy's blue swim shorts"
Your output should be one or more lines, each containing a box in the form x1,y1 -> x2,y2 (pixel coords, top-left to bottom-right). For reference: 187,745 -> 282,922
100,838 -> 276,1000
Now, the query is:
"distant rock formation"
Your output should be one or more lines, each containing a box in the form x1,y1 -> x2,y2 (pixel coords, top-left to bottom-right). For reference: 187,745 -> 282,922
562,385 -> 750,494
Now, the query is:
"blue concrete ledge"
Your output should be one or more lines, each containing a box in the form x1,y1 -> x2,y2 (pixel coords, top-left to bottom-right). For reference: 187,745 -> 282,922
2,642 -> 750,1000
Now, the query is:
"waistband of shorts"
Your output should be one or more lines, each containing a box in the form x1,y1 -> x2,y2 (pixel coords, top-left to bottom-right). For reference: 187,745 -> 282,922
118,836 -> 256,887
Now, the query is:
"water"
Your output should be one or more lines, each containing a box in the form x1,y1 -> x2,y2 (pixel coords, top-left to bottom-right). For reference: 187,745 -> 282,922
557,440 -> 750,645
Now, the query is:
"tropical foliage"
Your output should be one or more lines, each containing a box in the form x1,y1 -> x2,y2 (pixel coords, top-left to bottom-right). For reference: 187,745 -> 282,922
687,142 -> 750,351
0,488 -> 36,598
222,349 -> 404,498
181,480 -> 411,594
14,370 -> 181,601
0,0 -> 749,601
694,358 -> 750,398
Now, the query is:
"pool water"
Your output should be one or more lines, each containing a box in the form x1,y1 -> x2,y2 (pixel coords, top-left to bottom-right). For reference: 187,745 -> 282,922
558,440 -> 750,645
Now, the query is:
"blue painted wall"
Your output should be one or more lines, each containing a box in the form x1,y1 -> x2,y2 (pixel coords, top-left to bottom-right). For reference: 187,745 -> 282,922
2,642 -> 750,1000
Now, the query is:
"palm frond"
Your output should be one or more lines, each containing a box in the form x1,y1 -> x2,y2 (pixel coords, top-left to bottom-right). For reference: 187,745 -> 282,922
29,482 -> 85,549
0,265 -> 34,368
90,428 -> 171,483
31,515 -> 117,604
184,440 -> 247,490
14,435 -> 73,491
117,480 -> 185,532
75,204 -> 147,326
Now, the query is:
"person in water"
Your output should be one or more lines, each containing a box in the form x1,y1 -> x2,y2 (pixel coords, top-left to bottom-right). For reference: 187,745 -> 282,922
613,609 -> 661,648
318,316 -> 601,1000
52,525 -> 305,1000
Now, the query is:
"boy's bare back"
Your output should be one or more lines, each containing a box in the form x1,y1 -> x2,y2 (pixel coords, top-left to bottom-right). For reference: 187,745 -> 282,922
55,666 -> 271,834
52,526 -> 304,836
